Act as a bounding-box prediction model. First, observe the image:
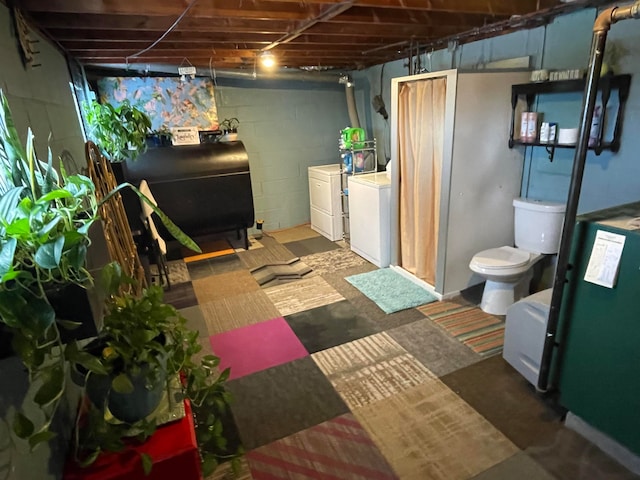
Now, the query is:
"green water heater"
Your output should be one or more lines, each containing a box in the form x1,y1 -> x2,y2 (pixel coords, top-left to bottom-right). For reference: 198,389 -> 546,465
557,201 -> 640,455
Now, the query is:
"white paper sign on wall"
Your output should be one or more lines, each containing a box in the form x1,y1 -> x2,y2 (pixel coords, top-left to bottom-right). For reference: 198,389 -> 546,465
170,127 -> 200,146
584,229 -> 626,288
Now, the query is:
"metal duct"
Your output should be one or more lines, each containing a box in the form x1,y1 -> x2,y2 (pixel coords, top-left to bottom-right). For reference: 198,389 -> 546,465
537,0 -> 640,393
89,63 -> 342,84
340,75 -> 361,128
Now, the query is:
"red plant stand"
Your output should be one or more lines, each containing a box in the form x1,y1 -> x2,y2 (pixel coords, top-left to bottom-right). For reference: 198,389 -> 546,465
64,399 -> 201,480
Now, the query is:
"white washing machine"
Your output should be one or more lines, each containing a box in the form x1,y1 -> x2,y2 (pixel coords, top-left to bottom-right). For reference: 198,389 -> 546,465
503,288 -> 553,387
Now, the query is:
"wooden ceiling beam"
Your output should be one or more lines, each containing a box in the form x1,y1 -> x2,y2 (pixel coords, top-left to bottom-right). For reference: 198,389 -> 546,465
62,41 -> 393,52
18,0 -> 320,19
46,29 -> 280,43
266,0 -> 558,15
47,29 -> 410,48
332,7 -> 509,26
30,13 -> 296,32
32,13 -> 471,38
69,49 -> 392,60
20,0 -> 557,17
77,54 -> 387,66
29,10 -> 508,31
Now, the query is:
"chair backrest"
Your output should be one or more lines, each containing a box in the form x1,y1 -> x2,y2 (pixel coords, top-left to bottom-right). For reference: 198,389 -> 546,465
139,180 -> 167,255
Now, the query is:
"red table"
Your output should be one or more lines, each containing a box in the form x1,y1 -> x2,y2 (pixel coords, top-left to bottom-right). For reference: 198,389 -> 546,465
64,399 -> 201,480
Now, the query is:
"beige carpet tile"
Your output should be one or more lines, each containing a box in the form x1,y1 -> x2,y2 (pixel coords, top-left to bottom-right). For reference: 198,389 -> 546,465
246,413 -> 398,480
353,381 -> 519,480
301,247 -> 370,275
192,270 -> 260,305
264,276 -> 344,317
200,289 -> 281,335
312,333 -> 437,409
236,236 -> 297,270
266,225 -> 320,244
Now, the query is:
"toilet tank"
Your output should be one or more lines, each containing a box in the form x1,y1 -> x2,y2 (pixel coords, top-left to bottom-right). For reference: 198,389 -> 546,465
513,198 -> 565,254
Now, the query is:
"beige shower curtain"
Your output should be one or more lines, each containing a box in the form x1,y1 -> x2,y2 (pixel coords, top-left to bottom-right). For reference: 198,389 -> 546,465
397,77 -> 446,285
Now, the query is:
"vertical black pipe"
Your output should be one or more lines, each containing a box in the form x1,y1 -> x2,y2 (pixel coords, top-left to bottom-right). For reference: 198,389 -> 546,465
537,31 -> 608,392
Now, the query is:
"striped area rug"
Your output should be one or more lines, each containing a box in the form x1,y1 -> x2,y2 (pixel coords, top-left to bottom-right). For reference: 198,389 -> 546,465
418,301 -> 505,357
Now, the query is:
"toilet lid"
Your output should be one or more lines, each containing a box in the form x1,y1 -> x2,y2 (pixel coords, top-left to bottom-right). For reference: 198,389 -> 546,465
472,246 -> 530,269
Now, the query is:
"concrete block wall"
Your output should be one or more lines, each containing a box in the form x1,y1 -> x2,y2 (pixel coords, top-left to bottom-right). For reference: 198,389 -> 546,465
0,5 -> 86,480
214,81 -> 350,232
358,8 -> 640,215
0,7 -> 86,174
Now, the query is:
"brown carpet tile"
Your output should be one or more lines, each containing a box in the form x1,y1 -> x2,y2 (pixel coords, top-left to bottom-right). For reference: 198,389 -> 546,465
192,270 -> 260,305
200,289 -> 281,335
283,235 -> 340,258
440,355 -> 564,450
266,225 -> 320,244
387,316 -> 482,377
236,236 -> 297,270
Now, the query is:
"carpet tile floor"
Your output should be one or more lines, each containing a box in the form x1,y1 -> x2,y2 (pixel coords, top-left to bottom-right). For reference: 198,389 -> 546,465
162,225 -> 639,480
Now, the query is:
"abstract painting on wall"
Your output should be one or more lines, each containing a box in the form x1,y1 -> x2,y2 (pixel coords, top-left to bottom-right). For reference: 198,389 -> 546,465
97,77 -> 219,131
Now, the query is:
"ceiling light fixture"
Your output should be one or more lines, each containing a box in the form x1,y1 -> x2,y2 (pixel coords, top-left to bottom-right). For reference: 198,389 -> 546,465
259,51 -> 276,68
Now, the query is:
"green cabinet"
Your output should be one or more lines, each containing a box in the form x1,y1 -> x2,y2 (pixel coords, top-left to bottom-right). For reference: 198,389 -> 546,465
558,201 -> 640,455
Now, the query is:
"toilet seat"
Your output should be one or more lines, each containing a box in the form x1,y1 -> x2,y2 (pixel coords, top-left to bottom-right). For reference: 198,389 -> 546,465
470,246 -> 530,273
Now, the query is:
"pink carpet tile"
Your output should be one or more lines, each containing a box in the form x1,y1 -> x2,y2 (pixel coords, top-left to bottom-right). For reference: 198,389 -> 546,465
209,317 -> 309,380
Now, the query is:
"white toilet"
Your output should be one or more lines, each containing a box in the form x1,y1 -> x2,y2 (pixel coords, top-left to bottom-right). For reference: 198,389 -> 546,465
469,197 -> 565,315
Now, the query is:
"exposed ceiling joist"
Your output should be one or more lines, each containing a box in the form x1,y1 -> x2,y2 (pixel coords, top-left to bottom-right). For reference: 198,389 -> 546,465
15,0 -> 590,72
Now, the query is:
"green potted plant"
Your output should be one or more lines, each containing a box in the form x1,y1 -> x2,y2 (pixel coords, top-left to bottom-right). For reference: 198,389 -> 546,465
220,118 -> 239,142
71,263 -> 240,476
0,89 -> 199,451
84,100 -> 152,162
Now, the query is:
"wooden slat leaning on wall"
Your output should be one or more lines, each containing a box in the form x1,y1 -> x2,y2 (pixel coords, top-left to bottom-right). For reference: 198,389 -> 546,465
85,141 -> 146,296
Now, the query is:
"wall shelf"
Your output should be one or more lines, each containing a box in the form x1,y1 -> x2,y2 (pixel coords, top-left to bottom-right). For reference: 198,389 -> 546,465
508,74 -> 631,160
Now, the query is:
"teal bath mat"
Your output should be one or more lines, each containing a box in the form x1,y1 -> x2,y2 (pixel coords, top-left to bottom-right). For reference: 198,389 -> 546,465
345,268 -> 437,314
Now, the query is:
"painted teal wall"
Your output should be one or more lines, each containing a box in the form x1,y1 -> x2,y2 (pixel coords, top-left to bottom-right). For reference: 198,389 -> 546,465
357,8 -> 640,214
0,4 -> 85,480
213,80 -> 350,232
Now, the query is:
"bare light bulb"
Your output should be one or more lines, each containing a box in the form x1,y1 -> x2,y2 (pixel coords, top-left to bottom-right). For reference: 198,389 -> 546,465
259,51 -> 276,68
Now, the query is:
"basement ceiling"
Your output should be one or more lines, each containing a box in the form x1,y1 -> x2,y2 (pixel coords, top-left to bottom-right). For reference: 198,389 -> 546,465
15,0 -> 603,72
